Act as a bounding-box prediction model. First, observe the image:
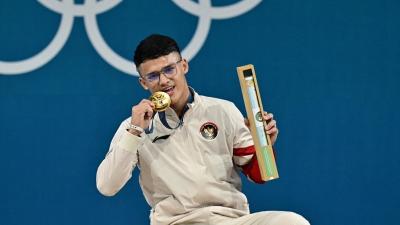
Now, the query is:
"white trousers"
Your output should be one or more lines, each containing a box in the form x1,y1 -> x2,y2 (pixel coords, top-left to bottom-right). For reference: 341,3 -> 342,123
176,211 -> 310,225
217,211 -> 310,225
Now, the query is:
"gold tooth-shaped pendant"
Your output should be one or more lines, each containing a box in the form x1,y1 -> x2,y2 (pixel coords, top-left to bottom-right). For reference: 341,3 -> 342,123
149,91 -> 171,112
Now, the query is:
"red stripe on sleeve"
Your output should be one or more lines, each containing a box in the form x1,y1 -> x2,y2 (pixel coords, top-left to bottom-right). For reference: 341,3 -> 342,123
234,145 -> 264,184
234,145 -> 256,156
233,146 -> 277,184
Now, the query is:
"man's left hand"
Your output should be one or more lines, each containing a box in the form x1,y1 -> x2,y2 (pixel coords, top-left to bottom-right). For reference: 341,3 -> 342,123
244,111 -> 279,146
263,112 -> 278,146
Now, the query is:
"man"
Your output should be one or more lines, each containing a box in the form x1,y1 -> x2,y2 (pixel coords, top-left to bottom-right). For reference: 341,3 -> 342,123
96,34 -> 310,225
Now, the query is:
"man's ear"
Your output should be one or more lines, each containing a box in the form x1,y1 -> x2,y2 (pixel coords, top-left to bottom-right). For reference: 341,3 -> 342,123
182,59 -> 189,75
139,77 -> 149,90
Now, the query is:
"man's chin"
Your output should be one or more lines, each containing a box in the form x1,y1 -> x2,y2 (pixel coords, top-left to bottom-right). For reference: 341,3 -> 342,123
169,95 -> 181,108
169,98 -> 176,107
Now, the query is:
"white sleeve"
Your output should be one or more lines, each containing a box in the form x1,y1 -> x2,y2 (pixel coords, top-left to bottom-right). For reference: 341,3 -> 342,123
96,118 -> 144,196
227,103 -> 255,167
229,103 -> 254,149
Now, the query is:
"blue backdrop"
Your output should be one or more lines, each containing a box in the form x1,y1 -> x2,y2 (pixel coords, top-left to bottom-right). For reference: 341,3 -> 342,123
1,0 -> 399,225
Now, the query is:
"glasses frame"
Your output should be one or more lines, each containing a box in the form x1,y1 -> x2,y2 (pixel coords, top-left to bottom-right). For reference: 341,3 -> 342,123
141,59 -> 183,84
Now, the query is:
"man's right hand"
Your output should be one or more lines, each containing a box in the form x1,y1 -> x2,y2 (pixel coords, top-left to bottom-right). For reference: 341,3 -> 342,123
129,99 -> 155,135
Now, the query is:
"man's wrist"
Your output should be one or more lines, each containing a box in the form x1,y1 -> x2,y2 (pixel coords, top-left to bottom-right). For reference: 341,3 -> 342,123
128,124 -> 144,136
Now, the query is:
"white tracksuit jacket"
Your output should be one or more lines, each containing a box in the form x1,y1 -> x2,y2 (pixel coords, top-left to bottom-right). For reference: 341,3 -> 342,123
96,91 -> 257,225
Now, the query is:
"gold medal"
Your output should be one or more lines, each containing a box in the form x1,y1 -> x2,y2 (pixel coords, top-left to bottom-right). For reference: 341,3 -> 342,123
150,91 -> 171,112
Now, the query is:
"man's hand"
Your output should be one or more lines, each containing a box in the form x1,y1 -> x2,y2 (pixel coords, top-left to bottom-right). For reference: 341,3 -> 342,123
263,112 -> 278,145
129,99 -> 155,135
244,111 -> 279,146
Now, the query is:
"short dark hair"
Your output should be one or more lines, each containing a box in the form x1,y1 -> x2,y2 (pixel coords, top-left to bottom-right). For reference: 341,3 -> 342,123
134,34 -> 181,67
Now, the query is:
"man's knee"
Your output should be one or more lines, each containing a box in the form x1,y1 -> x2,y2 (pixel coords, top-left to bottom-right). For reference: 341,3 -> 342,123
255,211 -> 310,225
270,211 -> 310,225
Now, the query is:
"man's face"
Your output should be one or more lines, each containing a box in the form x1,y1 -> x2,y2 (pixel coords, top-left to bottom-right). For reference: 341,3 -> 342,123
138,52 -> 189,109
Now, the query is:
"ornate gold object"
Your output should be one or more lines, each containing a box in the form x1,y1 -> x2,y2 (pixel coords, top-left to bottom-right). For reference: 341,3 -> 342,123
237,64 -> 279,182
150,91 -> 171,112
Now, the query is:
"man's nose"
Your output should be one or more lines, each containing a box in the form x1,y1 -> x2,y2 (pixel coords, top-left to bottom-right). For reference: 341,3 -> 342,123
158,72 -> 170,85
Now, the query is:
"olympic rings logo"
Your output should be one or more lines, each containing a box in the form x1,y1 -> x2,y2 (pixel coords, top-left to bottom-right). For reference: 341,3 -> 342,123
0,0 -> 261,76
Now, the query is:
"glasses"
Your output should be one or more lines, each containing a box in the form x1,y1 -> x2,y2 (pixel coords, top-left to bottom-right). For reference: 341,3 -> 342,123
142,59 -> 182,83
